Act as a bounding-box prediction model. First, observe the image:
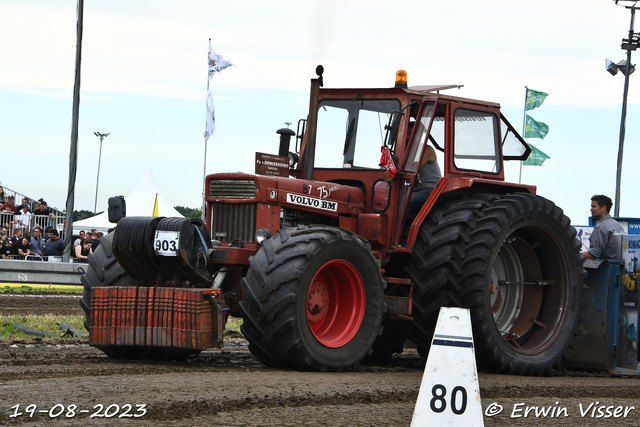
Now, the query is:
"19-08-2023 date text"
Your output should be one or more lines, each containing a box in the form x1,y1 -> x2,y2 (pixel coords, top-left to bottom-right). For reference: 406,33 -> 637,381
9,403 -> 147,419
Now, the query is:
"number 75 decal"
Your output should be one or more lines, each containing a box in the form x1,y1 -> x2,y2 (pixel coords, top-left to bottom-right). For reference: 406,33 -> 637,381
154,231 -> 180,256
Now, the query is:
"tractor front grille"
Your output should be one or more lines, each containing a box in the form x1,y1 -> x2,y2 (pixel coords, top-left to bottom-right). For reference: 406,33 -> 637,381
210,203 -> 256,244
209,179 -> 255,199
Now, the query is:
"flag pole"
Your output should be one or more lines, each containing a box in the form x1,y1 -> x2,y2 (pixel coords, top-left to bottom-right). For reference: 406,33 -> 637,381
64,0 -> 84,262
519,86 -> 528,184
201,38 -> 211,222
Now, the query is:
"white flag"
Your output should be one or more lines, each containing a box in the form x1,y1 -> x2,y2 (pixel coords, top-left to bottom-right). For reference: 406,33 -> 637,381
205,91 -> 215,140
208,42 -> 234,79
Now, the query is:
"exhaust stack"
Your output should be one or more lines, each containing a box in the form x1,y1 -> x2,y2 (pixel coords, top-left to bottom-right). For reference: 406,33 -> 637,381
303,65 -> 324,181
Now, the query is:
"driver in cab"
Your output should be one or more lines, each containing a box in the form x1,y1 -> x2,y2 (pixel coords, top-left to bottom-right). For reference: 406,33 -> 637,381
407,144 -> 441,218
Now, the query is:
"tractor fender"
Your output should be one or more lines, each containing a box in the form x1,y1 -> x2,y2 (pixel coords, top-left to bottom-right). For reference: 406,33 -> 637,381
405,177 -> 535,252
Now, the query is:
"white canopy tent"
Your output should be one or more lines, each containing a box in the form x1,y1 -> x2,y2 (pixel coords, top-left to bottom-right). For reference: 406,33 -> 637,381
73,169 -> 184,235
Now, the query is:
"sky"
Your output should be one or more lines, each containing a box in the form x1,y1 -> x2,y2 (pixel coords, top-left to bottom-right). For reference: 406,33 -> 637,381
1,0 -> 639,226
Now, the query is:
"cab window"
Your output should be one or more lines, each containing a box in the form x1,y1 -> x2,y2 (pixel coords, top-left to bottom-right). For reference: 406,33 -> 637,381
452,109 -> 501,174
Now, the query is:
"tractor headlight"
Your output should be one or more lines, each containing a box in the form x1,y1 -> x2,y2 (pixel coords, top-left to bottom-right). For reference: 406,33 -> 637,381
255,228 -> 272,245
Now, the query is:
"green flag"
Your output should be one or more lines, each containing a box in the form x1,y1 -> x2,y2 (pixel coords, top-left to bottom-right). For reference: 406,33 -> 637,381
526,88 -> 548,111
523,144 -> 550,166
525,114 -> 549,139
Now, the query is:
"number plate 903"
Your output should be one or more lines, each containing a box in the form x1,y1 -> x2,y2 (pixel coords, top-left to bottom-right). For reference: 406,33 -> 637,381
154,231 -> 180,256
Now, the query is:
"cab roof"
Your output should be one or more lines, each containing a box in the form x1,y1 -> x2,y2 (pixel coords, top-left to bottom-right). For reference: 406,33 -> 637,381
319,85 -> 501,108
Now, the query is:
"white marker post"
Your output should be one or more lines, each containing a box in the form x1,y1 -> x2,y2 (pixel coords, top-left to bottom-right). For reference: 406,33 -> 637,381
410,307 -> 484,427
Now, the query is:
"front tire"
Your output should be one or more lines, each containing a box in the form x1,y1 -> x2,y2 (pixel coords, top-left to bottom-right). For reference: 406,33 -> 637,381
240,225 -> 386,371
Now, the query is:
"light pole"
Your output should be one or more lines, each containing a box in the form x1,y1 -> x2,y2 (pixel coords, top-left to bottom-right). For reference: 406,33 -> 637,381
93,132 -> 109,214
609,0 -> 640,217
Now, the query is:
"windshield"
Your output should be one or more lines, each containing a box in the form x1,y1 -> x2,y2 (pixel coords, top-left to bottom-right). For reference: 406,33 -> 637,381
314,98 -> 402,168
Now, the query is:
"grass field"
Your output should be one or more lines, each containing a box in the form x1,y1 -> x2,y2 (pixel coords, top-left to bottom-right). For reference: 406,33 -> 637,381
1,284 -> 83,293
0,314 -> 87,340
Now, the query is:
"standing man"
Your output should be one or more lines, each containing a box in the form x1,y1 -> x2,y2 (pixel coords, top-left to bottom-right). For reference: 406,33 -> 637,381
581,195 -> 625,260
35,201 -> 56,229
15,203 -> 32,232
42,229 -> 64,257
30,227 -> 45,256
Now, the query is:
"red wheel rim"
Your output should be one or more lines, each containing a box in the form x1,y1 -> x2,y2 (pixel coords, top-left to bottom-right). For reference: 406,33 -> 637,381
306,259 -> 366,348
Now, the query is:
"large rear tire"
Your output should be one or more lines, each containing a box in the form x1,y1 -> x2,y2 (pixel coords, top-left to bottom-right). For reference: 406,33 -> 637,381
240,225 -> 386,371
80,233 -> 198,360
405,193 -> 583,376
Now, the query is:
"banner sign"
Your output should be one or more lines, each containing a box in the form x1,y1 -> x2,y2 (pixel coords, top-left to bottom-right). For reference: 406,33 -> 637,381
255,152 -> 289,177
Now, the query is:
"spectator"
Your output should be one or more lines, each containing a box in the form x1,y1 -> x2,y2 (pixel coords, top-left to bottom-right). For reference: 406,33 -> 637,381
86,231 -> 97,250
29,227 -> 45,256
92,231 -> 103,251
1,238 -> 17,259
1,195 -> 18,229
0,225 -> 8,241
74,239 -> 93,259
43,226 -> 54,244
11,228 -> 22,244
73,231 -> 85,250
0,186 -> 5,204
39,201 -> 55,220
14,204 -> 32,231
15,237 -> 32,259
2,195 -> 18,214
42,229 -> 64,257
34,201 -> 55,229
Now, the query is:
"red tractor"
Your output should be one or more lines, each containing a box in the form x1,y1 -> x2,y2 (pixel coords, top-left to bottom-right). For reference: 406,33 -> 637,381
81,67 -> 583,375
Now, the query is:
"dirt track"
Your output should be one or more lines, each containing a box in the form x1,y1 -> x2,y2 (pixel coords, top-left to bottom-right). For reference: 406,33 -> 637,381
3,293 -> 640,426
0,292 -> 83,316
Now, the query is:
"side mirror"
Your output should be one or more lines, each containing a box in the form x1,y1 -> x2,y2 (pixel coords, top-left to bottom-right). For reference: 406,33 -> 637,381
383,112 -> 402,151
108,196 -> 126,223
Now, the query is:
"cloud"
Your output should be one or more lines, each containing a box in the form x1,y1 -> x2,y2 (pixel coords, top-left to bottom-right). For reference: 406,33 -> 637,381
2,0 -> 637,108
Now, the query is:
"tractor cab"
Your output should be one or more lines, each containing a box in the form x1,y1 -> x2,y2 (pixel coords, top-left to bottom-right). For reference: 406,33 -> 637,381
294,69 -> 532,252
